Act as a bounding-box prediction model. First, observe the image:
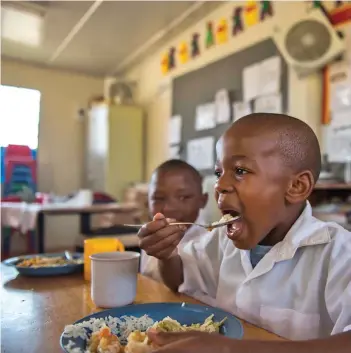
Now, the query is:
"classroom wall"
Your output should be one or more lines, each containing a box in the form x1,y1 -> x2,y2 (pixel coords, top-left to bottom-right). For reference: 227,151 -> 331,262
1,60 -> 104,251
124,1 -> 339,179
1,59 -> 104,193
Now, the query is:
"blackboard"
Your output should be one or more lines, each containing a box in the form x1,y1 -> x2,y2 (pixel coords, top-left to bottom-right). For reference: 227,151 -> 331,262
172,38 -> 288,176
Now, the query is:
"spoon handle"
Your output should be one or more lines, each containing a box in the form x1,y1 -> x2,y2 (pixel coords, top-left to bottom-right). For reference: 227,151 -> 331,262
123,224 -> 144,228
168,222 -> 196,226
122,222 -> 197,228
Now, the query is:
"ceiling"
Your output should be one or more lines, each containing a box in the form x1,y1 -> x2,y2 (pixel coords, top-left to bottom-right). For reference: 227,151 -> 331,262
1,1 -> 224,77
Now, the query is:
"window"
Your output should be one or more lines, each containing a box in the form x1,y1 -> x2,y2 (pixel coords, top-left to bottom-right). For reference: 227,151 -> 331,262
0,85 -> 41,149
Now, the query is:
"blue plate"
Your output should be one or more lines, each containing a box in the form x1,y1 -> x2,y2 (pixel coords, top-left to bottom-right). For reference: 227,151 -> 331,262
3,252 -> 83,277
60,302 -> 243,352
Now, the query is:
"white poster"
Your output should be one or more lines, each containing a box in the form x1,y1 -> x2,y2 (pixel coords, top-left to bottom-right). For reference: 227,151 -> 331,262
254,93 -> 282,114
215,89 -> 231,124
325,124 -> 351,163
342,21 -> 351,61
329,61 -> 351,112
169,115 -> 182,145
187,137 -> 214,170
243,63 -> 260,102
259,56 -> 281,96
331,110 -> 351,129
195,103 -> 216,131
233,101 -> 252,121
169,145 -> 180,159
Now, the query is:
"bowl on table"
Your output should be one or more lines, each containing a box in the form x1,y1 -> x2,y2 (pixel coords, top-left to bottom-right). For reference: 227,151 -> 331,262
3,252 -> 84,276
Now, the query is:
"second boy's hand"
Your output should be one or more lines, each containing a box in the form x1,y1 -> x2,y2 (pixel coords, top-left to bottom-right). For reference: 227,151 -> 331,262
138,213 -> 186,290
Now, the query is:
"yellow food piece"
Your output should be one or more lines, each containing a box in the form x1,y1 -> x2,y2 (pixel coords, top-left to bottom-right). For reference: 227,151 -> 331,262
124,331 -> 154,353
88,327 -> 121,353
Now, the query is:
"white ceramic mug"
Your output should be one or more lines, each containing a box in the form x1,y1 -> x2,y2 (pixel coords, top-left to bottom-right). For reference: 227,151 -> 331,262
90,251 -> 140,308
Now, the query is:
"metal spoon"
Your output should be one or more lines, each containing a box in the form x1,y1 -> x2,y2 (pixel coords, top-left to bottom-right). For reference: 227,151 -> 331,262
122,215 -> 240,231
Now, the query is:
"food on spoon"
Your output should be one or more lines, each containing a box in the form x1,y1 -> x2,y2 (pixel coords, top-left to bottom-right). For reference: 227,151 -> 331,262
207,213 -> 237,231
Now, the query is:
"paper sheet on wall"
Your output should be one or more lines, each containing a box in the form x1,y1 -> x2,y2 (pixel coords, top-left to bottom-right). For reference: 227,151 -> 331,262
195,103 -> 216,130
342,22 -> 351,61
215,89 -> 231,124
243,64 -> 260,102
169,115 -> 182,145
331,110 -> 351,128
254,93 -> 282,114
233,101 -> 252,121
325,124 -> 351,163
259,56 -> 281,96
329,61 -> 351,112
169,145 -> 180,159
187,137 -> 214,170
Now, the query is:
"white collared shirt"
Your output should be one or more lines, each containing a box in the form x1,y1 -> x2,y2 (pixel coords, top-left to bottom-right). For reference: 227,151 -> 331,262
178,203 -> 351,340
140,215 -> 207,282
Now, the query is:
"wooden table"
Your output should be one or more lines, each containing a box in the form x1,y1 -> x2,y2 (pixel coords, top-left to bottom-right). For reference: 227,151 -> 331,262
1,265 -> 282,353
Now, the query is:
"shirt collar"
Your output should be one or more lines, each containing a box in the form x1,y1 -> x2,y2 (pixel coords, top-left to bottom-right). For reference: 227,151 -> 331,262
271,201 -> 331,262
240,202 -> 332,281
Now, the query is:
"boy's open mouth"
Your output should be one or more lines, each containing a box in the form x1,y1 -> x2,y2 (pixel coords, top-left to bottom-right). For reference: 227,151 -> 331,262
222,210 -> 241,220
222,210 -> 243,240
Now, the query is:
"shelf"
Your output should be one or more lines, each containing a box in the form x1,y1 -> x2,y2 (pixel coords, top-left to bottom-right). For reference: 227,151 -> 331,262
314,183 -> 351,190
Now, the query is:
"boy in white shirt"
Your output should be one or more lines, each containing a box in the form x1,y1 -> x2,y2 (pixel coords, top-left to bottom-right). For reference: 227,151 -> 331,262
139,113 -> 351,352
140,159 -> 208,282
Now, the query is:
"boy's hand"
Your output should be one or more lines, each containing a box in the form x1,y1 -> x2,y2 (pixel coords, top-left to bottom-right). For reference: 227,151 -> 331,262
147,329 -> 351,353
138,213 -> 187,260
147,330 -> 236,353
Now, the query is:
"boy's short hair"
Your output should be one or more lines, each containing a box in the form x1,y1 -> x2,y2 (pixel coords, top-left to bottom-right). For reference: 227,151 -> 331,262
152,159 -> 203,191
234,113 -> 322,183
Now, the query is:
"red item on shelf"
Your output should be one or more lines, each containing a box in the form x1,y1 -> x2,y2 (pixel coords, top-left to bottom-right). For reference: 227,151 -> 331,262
4,145 -> 32,160
5,160 -> 37,183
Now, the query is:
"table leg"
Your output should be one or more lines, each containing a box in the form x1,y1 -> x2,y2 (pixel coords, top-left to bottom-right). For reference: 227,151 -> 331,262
79,212 -> 90,234
37,212 -> 45,253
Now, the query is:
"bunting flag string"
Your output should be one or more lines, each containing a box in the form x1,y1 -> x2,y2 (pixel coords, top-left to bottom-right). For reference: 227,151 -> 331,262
161,0 -> 348,75
161,1 -> 276,74
205,21 -> 215,48
161,0 -> 351,74
216,18 -> 228,44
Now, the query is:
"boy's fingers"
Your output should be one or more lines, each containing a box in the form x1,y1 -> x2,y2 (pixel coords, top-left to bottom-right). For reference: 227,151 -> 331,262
151,338 -> 196,353
154,245 -> 178,260
138,219 -> 168,239
153,213 -> 176,224
153,213 -> 165,221
143,232 -> 183,257
148,330 -> 203,346
139,225 -> 184,249
154,238 -> 181,258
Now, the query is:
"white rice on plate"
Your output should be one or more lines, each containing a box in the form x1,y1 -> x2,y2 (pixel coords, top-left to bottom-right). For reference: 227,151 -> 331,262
62,315 -> 155,353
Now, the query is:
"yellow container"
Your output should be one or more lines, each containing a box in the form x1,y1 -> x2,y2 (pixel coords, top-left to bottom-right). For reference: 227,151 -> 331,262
84,238 -> 125,281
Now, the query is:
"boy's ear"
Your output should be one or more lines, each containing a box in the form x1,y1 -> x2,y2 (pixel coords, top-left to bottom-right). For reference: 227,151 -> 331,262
285,170 -> 314,204
201,193 -> 209,208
